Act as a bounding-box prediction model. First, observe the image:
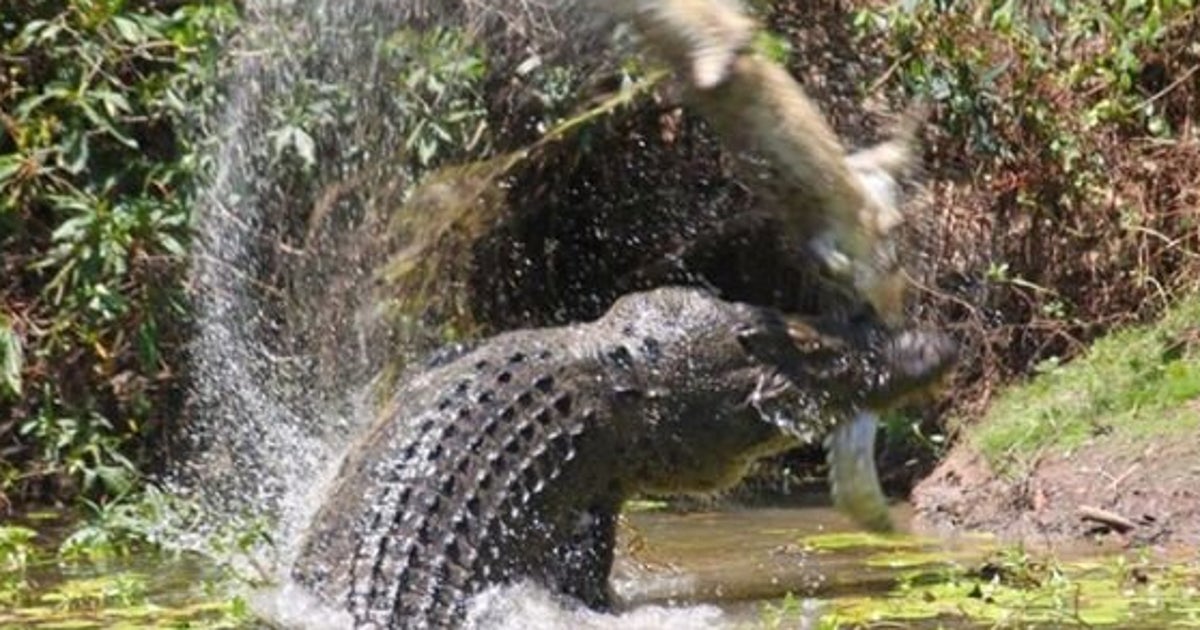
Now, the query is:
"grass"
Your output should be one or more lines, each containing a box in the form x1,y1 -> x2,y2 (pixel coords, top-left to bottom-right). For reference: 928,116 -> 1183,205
970,294 -> 1200,475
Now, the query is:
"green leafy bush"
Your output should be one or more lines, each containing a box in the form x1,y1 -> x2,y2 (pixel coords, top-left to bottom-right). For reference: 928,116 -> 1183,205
854,0 -> 1199,417
0,0 -> 237,506
857,0 -> 1195,204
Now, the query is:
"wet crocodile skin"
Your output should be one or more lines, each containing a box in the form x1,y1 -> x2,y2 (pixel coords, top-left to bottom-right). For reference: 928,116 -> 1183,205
292,287 -> 953,629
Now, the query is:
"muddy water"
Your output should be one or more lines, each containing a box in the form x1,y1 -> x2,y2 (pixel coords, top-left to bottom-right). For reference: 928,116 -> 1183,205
616,503 -> 961,605
612,501 -> 990,626
5,502 -> 1198,629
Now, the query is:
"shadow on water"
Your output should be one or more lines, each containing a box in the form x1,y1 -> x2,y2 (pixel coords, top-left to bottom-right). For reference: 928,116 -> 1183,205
6,501 -> 1199,628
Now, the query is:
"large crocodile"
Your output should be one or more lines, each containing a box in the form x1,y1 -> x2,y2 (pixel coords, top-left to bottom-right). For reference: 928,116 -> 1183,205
293,287 -> 954,629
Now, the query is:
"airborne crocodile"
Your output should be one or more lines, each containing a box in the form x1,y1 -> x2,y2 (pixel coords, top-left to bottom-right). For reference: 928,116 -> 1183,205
292,287 -> 954,629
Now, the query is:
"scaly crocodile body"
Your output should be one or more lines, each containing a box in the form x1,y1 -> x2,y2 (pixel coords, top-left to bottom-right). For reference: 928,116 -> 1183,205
292,287 -> 953,629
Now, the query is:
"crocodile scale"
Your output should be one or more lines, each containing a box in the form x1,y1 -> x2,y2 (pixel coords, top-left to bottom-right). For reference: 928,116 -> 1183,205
292,287 -> 954,628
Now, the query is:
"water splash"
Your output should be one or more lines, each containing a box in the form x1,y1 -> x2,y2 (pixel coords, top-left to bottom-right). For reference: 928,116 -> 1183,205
168,1 -> 781,626
169,0 -> 635,556
171,0 -> 436,568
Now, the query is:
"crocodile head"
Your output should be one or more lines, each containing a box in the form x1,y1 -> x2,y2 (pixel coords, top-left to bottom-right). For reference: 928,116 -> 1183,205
591,288 -> 955,497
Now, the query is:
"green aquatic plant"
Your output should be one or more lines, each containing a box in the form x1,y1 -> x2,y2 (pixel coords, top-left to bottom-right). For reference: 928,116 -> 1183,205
0,517 -> 256,629
1,525 -> 41,606
798,531 -> 927,552
765,542 -> 1200,629
1,525 -> 39,571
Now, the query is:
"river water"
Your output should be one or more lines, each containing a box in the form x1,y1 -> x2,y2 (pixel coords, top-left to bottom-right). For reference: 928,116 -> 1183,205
0,502 -> 964,629
6,500 -> 1198,629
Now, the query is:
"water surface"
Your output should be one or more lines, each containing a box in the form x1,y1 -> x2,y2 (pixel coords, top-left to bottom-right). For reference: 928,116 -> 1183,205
8,501 -> 1196,628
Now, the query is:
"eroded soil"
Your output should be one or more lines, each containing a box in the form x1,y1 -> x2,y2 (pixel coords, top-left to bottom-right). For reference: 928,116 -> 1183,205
913,420 -> 1200,548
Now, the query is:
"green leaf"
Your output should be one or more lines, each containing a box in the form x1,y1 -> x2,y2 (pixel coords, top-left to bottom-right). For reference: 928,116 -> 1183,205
111,16 -> 144,45
0,155 -> 21,187
157,232 -> 185,257
292,128 -> 316,167
78,101 -> 139,149
91,89 -> 133,117
15,86 -> 71,119
0,315 -> 23,398
137,319 -> 161,371
51,213 -> 94,244
95,464 -> 134,496
60,132 -> 91,175
15,19 -> 61,50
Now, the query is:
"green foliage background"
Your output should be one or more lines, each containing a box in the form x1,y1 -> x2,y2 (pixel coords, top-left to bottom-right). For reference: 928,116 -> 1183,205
854,0 -> 1199,426
1,0 -> 237,506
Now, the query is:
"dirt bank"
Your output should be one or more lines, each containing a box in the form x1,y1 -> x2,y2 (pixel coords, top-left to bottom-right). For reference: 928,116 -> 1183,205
911,288 -> 1200,548
913,427 -> 1200,548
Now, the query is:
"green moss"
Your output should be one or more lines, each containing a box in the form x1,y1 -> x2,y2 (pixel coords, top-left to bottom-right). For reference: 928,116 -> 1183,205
864,550 -> 956,569
971,294 -> 1200,474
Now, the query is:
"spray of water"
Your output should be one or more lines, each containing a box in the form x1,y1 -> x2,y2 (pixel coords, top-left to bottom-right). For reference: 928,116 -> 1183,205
172,0 -> 441,568
167,1 -> 810,626
171,0 -> 630,560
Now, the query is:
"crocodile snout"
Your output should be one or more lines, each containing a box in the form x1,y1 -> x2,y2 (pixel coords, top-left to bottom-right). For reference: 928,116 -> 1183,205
874,329 -> 957,408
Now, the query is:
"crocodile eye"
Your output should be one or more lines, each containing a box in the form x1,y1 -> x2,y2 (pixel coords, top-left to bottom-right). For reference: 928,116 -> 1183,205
607,345 -> 634,370
641,337 -> 661,362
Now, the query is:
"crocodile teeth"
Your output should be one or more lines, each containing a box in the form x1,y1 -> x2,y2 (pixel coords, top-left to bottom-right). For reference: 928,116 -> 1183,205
826,409 -> 893,532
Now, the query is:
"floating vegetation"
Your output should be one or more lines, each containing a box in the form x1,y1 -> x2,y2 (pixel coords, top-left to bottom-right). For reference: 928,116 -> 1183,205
797,531 -> 929,552
0,524 -> 251,630
766,540 -> 1200,629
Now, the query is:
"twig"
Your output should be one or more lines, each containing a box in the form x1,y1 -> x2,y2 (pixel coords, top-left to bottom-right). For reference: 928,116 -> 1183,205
1078,505 -> 1137,533
866,54 -> 910,95
1104,463 -> 1140,493
1133,64 -> 1200,112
